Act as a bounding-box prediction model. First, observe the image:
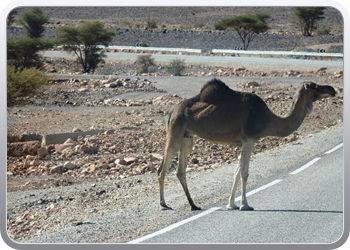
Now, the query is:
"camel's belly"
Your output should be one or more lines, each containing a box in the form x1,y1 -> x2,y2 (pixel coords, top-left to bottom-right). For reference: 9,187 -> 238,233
187,124 -> 244,147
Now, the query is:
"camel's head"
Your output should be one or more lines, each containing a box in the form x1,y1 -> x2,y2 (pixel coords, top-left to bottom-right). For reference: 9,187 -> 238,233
303,82 -> 336,102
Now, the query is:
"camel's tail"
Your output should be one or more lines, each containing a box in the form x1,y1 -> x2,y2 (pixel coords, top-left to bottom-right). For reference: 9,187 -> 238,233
163,110 -> 174,134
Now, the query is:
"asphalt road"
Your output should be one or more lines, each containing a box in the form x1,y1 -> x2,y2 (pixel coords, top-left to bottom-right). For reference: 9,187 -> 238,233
131,143 -> 343,244
41,51 -> 343,71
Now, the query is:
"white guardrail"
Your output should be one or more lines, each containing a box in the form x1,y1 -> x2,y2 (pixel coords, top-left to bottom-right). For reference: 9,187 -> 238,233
78,45 -> 343,58
212,49 -> 343,58
97,45 -> 202,54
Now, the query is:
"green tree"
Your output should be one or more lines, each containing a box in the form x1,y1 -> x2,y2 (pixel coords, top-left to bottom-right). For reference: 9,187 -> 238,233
55,21 -> 116,73
20,7 -> 49,38
215,13 -> 270,50
7,8 -> 18,27
7,38 -> 54,69
293,7 -> 326,36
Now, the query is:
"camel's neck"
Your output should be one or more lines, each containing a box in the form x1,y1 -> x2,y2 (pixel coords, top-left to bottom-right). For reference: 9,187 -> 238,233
267,90 -> 311,137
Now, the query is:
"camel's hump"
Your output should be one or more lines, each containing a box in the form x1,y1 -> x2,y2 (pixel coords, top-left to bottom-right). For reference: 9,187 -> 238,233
198,78 -> 235,103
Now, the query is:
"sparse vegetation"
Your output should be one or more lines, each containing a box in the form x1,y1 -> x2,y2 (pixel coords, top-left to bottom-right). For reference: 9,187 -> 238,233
7,8 -> 18,27
316,27 -> 331,35
7,65 -> 51,107
136,54 -> 156,74
193,23 -> 205,29
293,7 -> 326,36
55,21 -> 116,73
166,59 -> 186,76
179,22 -> 207,30
249,81 -> 260,87
140,42 -> 148,47
215,13 -> 270,50
145,18 -> 157,29
7,38 -> 54,69
119,20 -> 133,28
19,7 -> 49,38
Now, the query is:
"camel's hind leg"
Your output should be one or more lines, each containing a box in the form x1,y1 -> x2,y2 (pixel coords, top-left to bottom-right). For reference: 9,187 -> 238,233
158,145 -> 175,210
177,130 -> 201,210
158,105 -> 189,211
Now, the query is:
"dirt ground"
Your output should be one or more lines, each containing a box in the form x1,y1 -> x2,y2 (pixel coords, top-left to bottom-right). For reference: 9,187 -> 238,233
6,58 -> 343,242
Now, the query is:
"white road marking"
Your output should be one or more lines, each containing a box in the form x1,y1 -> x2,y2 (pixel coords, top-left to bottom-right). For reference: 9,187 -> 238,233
290,142 -> 343,175
290,157 -> 321,175
324,143 -> 343,155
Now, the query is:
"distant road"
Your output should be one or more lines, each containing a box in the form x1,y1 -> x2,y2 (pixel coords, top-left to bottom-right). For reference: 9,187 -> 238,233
41,51 -> 343,72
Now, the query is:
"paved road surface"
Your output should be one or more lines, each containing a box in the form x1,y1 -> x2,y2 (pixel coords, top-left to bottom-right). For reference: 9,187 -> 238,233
131,143 -> 343,244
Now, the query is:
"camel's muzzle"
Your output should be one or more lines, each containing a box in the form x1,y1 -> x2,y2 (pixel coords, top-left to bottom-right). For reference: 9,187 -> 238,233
319,85 -> 337,98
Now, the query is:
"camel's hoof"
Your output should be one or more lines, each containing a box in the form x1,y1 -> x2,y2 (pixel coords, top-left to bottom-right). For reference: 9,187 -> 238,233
160,205 -> 173,211
191,205 -> 201,211
240,205 -> 254,211
226,205 -> 239,210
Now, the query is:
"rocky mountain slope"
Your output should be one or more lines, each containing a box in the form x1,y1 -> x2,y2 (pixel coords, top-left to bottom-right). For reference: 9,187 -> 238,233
7,7 -> 343,51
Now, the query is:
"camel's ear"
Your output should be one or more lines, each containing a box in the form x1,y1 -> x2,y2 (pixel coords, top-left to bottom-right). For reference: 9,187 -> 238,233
304,82 -> 317,90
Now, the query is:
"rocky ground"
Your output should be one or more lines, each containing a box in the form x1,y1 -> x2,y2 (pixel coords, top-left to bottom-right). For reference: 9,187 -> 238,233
6,57 -> 343,242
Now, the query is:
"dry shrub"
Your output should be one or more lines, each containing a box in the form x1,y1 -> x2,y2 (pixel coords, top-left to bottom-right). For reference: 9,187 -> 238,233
7,65 -> 51,107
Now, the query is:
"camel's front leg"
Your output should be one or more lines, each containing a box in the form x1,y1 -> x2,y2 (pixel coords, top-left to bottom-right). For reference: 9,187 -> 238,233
227,140 -> 254,211
226,163 -> 241,210
239,141 -> 254,211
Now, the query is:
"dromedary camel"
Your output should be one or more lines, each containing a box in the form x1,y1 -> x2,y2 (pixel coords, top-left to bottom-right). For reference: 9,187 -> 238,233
157,78 -> 336,211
